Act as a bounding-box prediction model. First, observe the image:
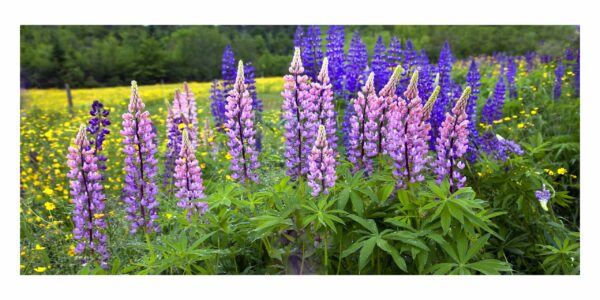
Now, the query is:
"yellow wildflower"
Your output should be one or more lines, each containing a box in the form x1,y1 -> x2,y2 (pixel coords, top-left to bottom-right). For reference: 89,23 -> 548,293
43,187 -> 54,196
531,110 -> 537,115
225,152 -> 233,160
34,267 -> 46,273
517,123 -> 525,129
68,245 -> 76,257
44,202 -> 56,211
35,244 -> 45,251
93,213 -> 104,219
557,168 -> 567,175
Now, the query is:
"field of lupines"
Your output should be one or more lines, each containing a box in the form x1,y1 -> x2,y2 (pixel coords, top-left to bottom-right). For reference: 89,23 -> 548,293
19,26 -> 580,275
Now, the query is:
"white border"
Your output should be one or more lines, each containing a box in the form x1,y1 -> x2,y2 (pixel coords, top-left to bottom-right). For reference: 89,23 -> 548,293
2,0 -> 599,299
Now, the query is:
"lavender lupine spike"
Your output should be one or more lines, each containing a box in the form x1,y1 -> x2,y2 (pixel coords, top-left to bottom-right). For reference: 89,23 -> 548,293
303,26 -> 323,81
465,59 -> 481,162
282,48 -> 312,179
163,100 -> 181,189
182,82 -> 198,147
222,44 -> 236,95
553,60 -> 565,100
307,57 -> 338,157
244,61 -> 263,151
433,86 -> 471,193
574,50 -> 580,97
372,36 -> 388,92
481,74 -> 506,124
525,52 -> 536,72
225,61 -> 260,183
348,73 -> 376,174
308,125 -> 337,196
326,25 -> 346,98
387,71 -> 431,187
378,65 -> 404,155
87,100 -> 111,174
67,125 -> 110,269
121,81 -> 160,234
175,129 -> 208,222
209,80 -> 227,129
480,132 -> 524,161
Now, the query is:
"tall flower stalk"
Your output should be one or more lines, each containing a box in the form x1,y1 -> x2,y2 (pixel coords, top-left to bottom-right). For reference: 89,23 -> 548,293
342,31 -> 368,152
388,71 -> 431,188
553,60 -> 565,100
67,125 -> 109,269
348,72 -> 376,174
433,86 -> 471,193
431,41 -> 454,147
175,128 -> 208,222
378,65 -> 403,155
303,25 -> 323,81
481,74 -> 506,124
209,80 -> 227,129
372,36 -> 388,91
308,57 -> 338,157
308,125 -> 337,196
222,44 -> 236,95
325,25 -> 346,98
87,100 -> 111,175
225,61 -> 260,184
121,81 -> 160,234
465,59 -> 481,162
282,48 -> 312,180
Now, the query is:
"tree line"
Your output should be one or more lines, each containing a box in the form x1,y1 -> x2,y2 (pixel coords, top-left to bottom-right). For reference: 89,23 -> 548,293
20,25 -> 578,88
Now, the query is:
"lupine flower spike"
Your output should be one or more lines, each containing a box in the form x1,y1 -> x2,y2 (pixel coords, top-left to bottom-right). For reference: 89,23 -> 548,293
121,81 -> 160,234
423,74 -> 440,121
308,57 -> 338,157
308,125 -> 337,196
282,47 -> 311,180
378,65 -> 403,155
348,72 -> 376,174
175,128 -> 208,222
225,61 -> 261,183
67,124 -> 110,269
433,86 -> 471,193
87,100 -> 111,175
388,71 -> 432,188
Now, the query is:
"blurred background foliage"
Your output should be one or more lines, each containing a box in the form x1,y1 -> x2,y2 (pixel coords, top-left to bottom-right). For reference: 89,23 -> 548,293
20,25 -> 578,88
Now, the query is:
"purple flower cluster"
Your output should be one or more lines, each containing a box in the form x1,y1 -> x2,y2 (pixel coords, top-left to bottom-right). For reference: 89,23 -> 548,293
209,80 -> 227,129
326,25 -> 346,98
535,184 -> 551,211
87,100 -> 110,174
342,31 -> 368,152
465,59 -> 481,162
387,71 -> 432,187
481,74 -> 506,124
480,132 -> 524,161
431,41 -> 454,148
348,73 -> 376,174
163,102 -> 183,189
174,128 -> 208,222
525,52 -> 536,72
416,49 -> 433,100
308,125 -> 337,196
302,26 -> 323,81
225,61 -> 261,184
222,44 -> 237,95
553,60 -> 565,100
506,57 -> 518,99
307,57 -> 338,157
372,36 -> 388,92
378,65 -> 403,155
244,61 -> 263,151
121,81 -> 160,234
67,125 -> 109,269
574,50 -> 580,97
282,48 -> 312,180
433,86 -> 471,192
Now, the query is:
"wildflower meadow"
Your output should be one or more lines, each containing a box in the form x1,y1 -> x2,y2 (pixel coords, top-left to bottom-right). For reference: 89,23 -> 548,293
19,25 -> 580,275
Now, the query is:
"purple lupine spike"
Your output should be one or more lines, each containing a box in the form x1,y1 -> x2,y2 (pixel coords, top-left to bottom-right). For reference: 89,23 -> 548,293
481,74 -> 506,124
465,59 -> 481,163
326,25 -> 346,98
209,80 -> 227,129
303,26 -> 323,81
162,100 -> 182,190
387,71 -> 432,188
342,31 -> 368,154
121,81 -> 160,234
506,57 -> 518,99
348,72 -> 376,174
386,36 -> 403,92
416,49 -> 432,100
182,82 -> 198,147
308,125 -> 337,196
430,41 -> 454,148
378,65 -> 403,155
175,128 -> 208,222
225,61 -> 261,184
553,60 -> 565,100
293,26 -> 305,53
433,86 -> 471,193
535,184 -> 551,211
372,36 -> 388,92
87,100 -> 110,174
222,44 -> 236,95
307,57 -> 338,158
480,132 -> 524,161
282,48 -> 312,180
67,125 -> 110,269
400,38 -> 417,92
